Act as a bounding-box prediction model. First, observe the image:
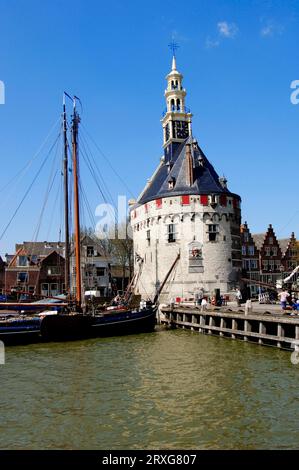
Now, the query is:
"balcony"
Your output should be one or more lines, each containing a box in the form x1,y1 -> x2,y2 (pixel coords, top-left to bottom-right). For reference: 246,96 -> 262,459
162,106 -> 191,117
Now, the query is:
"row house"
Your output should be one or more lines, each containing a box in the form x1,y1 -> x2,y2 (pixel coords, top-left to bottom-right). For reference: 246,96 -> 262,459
70,235 -> 111,298
5,242 -> 65,297
241,223 -> 299,295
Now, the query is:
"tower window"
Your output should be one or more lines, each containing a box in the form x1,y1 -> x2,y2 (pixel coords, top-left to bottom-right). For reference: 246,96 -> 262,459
208,224 -> 218,242
176,99 -> 180,111
167,224 -> 176,243
146,230 -> 150,246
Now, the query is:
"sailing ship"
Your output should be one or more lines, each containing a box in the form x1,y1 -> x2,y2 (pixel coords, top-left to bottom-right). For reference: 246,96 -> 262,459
0,95 -> 159,343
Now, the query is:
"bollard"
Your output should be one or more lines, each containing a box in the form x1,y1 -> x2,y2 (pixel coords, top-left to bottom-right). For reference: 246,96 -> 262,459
245,299 -> 252,315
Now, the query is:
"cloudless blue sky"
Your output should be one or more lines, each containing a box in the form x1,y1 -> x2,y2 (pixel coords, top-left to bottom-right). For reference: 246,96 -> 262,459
0,0 -> 298,256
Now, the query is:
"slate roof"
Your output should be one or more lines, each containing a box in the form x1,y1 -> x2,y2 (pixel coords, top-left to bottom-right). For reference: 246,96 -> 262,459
137,136 -> 240,205
15,241 -> 65,258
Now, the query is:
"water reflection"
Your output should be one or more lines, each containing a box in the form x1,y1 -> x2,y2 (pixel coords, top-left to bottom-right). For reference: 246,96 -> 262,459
0,329 -> 298,449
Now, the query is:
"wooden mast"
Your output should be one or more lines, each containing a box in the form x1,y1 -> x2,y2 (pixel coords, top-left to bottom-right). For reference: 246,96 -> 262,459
62,94 -> 70,296
72,97 -> 82,306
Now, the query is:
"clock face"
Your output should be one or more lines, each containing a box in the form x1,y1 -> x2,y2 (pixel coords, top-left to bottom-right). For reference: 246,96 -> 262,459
173,120 -> 189,139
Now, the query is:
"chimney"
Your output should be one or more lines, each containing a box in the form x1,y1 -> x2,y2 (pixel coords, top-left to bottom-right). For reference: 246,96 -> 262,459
185,143 -> 194,186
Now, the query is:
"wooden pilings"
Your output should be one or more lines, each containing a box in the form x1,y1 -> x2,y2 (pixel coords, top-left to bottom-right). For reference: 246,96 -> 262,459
161,306 -> 299,350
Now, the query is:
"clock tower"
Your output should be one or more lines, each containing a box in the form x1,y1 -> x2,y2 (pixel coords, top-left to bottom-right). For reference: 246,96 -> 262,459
161,54 -> 193,161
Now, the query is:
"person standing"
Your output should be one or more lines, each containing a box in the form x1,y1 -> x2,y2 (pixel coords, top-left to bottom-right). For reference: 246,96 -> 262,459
235,288 -> 242,307
278,290 -> 290,311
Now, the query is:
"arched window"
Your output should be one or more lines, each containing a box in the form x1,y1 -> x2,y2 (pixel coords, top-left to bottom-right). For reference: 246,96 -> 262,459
171,99 -> 175,111
176,99 -> 180,111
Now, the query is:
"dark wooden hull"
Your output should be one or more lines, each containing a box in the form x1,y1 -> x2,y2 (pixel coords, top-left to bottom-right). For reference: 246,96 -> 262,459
0,318 -> 41,345
0,308 -> 157,345
40,307 -> 157,341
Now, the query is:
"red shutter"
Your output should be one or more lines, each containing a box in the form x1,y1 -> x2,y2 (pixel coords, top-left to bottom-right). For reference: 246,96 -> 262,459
220,194 -> 227,206
156,198 -> 162,209
200,195 -> 208,206
181,195 -> 190,205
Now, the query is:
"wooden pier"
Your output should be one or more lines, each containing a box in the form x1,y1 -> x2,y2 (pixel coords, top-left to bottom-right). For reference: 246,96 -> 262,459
160,306 -> 299,350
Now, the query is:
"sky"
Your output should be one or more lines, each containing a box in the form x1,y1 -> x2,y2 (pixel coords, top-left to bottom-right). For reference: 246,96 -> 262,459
0,0 -> 298,257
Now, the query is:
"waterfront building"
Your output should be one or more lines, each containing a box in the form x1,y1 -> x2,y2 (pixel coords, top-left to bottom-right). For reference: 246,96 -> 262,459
5,242 -> 65,296
70,235 -> 111,298
239,224 -> 299,293
130,55 -> 242,300
240,222 -> 260,296
282,232 -> 299,272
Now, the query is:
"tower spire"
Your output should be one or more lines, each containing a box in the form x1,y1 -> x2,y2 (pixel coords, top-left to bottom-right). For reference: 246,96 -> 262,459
161,44 -> 193,156
171,55 -> 177,71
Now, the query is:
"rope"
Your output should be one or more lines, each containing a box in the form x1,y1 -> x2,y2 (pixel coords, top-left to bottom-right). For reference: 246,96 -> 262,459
0,133 -> 61,241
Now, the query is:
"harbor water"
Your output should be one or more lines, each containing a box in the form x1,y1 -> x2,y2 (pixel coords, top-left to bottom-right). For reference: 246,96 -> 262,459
0,329 -> 298,450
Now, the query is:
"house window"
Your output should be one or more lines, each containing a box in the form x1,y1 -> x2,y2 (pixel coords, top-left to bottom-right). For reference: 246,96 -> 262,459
167,224 -> 176,243
208,224 -> 218,242
250,260 -> 258,269
242,245 -> 246,256
269,260 -> 275,271
28,286 -> 35,294
244,233 -> 249,242
41,283 -> 49,295
272,247 -> 278,256
265,246 -> 271,256
87,246 -> 94,257
18,256 -> 28,267
248,245 -> 255,256
50,283 -> 59,295
17,272 -> 28,283
96,267 -> 105,277
288,261 -> 295,269
269,237 -> 273,245
262,260 -> 268,270
47,266 -> 60,275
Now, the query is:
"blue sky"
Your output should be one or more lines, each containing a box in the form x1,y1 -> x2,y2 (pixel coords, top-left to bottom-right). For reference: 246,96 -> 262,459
0,0 -> 298,256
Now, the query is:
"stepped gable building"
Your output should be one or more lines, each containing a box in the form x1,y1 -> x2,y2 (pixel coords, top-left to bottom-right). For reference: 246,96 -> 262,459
130,55 -> 242,300
240,222 -> 260,295
282,232 -> 298,272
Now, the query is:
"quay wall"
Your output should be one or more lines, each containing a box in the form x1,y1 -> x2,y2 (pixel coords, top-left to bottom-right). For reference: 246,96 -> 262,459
160,306 -> 299,350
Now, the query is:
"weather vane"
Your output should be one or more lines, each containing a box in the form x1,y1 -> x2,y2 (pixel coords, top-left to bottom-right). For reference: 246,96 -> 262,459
168,41 -> 179,57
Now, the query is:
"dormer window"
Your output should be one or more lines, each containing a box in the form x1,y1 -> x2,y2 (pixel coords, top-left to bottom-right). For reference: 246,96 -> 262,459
168,177 -> 176,190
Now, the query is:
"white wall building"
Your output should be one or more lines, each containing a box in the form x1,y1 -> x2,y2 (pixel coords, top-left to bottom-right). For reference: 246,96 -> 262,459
130,55 -> 242,301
